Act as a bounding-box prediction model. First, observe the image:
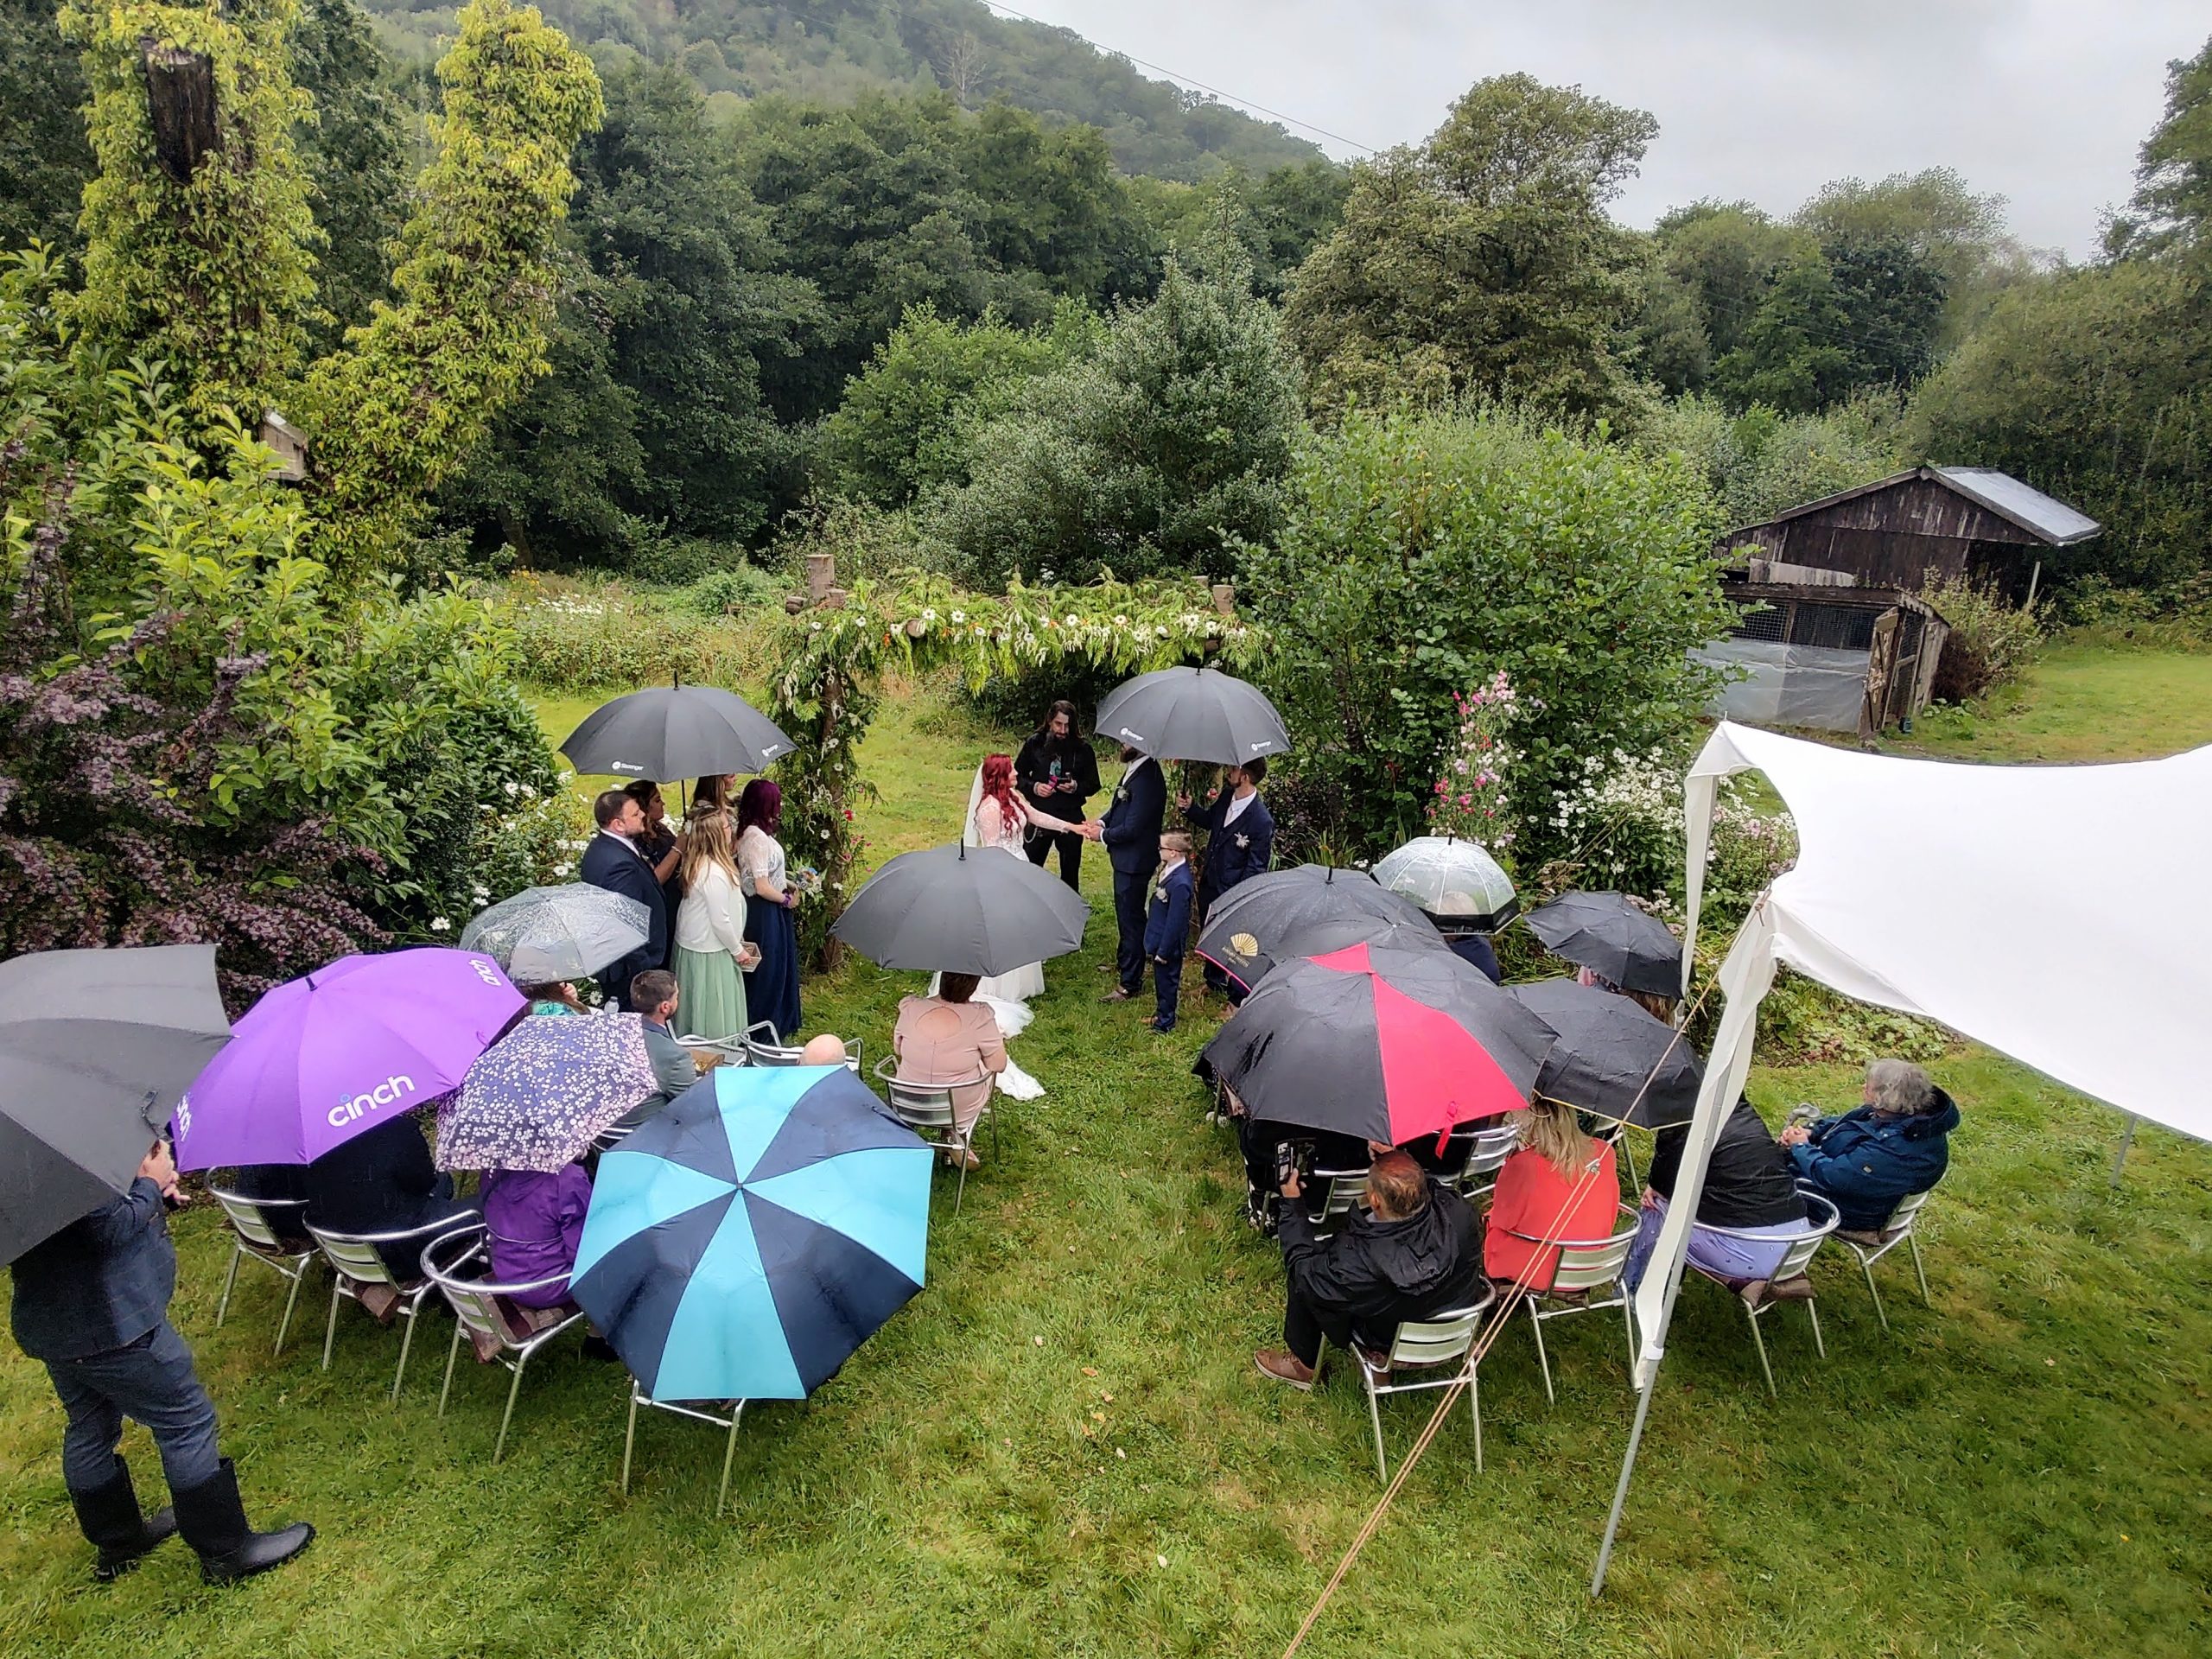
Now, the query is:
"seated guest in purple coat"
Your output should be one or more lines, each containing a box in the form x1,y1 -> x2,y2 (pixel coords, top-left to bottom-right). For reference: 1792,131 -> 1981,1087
480,1164 -> 592,1307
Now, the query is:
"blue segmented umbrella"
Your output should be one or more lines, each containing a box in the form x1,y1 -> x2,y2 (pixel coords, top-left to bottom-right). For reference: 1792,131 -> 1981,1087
569,1064 -> 931,1402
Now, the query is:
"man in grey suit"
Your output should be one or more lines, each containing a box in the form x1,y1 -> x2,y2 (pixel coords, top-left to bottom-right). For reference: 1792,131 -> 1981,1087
10,1140 -> 313,1584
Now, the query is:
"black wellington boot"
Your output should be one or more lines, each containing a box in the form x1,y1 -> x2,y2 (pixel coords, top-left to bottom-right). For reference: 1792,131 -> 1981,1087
172,1459 -> 315,1586
67,1460 -> 178,1582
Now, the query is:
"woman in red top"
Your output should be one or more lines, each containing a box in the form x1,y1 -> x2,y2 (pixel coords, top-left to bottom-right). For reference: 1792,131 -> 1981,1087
1484,1096 -> 1620,1291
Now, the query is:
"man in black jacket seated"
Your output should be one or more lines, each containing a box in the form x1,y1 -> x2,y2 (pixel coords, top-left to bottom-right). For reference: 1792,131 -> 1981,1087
10,1140 -> 313,1584
1255,1151 -> 1485,1389
302,1110 -> 480,1287
1622,1096 -> 1808,1295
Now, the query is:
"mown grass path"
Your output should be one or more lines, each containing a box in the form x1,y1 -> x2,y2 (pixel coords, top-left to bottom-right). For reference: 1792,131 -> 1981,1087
3,658 -> 2207,1656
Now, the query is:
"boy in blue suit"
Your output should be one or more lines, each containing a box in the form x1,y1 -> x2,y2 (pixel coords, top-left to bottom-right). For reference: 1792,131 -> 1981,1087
1181,758 -> 1275,1002
1143,832 -> 1195,1033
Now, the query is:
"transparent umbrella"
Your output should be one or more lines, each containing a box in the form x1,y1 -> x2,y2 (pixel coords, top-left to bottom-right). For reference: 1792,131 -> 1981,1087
1374,836 -> 1518,932
462,884 -> 652,984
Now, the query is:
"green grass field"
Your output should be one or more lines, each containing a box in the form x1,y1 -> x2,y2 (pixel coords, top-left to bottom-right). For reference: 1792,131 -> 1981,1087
3,649 -> 2209,1656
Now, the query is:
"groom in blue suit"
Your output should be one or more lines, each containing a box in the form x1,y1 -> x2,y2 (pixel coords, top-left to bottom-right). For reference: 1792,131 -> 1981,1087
579,789 -> 671,1011
1084,745 -> 1167,1001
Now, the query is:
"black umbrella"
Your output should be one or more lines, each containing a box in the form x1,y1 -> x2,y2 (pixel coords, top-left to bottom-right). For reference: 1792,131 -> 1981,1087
0,944 -> 232,1265
1199,942 -> 1556,1149
1506,978 -> 1705,1129
1196,865 -> 1445,992
560,682 -> 795,782
1093,666 -> 1290,766
830,842 -> 1089,976
1521,891 -> 1686,997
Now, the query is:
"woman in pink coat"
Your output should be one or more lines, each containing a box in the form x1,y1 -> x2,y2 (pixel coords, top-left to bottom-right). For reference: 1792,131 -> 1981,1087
891,972 -> 1008,1171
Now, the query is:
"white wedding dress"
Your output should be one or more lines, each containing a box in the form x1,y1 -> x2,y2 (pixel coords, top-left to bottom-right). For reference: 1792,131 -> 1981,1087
927,773 -> 1045,1100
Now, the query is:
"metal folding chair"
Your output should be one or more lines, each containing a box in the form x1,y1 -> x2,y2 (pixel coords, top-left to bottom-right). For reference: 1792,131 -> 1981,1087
1344,1286 -> 1499,1482
622,1385 -> 745,1516
679,1032 -> 749,1067
1829,1183 -> 1938,1333
307,1212 -> 480,1403
1305,1166 -> 1372,1231
1690,1191 -> 1841,1395
423,1230 -> 588,1463
746,1022 -> 862,1073
1514,1205 -> 1643,1404
207,1186 -> 316,1357
874,1056 -> 994,1213
1443,1126 -> 1520,1202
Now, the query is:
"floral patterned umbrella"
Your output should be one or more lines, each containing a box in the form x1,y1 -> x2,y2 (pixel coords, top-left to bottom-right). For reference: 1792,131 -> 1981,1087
436,1013 -> 658,1173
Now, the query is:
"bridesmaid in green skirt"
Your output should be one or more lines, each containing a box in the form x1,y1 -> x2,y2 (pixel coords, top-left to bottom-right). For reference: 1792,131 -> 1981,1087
671,810 -> 754,1039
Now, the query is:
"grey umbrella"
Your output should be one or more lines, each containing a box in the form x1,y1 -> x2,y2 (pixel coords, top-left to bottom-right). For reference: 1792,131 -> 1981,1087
1093,666 -> 1290,766
831,843 -> 1089,976
1195,866 -> 1449,994
0,944 -> 232,1265
1521,891 -> 1686,998
1506,978 -> 1704,1129
461,883 -> 652,983
561,682 -> 795,782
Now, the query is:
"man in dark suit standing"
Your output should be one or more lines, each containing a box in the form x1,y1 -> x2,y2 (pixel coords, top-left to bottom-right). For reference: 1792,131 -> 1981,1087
1083,744 -> 1166,1002
10,1140 -> 313,1584
1181,758 -> 1276,1003
580,788 -> 671,1011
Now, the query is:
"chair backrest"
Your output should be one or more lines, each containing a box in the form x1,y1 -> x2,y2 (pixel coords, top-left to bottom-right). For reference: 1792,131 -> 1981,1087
872,1056 -> 982,1133
744,1020 -> 802,1066
1450,1126 -> 1520,1190
680,1033 -> 748,1067
1308,1167 -> 1371,1226
210,1186 -> 309,1253
1548,1209 -> 1642,1294
1882,1184 -> 1937,1235
1387,1299 -> 1492,1369
1770,1192 -> 1840,1281
308,1215 -> 479,1289
422,1229 -> 569,1349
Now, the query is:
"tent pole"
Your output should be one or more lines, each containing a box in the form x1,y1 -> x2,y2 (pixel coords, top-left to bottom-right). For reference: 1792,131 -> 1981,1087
2109,1115 -> 2140,1187
1592,1369 -> 1659,1599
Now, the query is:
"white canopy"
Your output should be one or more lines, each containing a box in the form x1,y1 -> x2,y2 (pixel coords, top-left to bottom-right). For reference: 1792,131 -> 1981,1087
1681,721 -> 2212,1146
1595,720 -> 2212,1595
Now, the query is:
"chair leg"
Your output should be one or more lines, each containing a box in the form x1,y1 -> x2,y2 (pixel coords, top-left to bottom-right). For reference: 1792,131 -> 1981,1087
621,1389 -> 640,1496
715,1403 -> 743,1517
1618,1293 -> 1638,1383
953,1145 -> 969,1217
1745,1304 -> 1777,1397
1806,1297 -> 1825,1361
1908,1234 -> 1930,1304
274,1262 -> 308,1357
216,1240 -> 243,1330
1365,1371 -> 1389,1485
1859,1252 -> 1891,1334
1528,1303 -> 1557,1407
493,1354 -> 528,1465
322,1281 -> 344,1370
391,1302 -> 421,1406
439,1319 -> 466,1418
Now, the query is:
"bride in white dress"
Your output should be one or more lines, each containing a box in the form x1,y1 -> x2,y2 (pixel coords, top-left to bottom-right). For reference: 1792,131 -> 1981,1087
937,753 -> 1054,1099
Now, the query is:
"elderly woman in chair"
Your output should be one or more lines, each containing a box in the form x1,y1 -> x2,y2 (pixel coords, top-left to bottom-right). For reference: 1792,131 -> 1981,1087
1781,1058 -> 1959,1242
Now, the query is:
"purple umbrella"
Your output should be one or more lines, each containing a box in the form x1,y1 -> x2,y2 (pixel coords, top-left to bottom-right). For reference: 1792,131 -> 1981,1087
435,1014 -> 658,1173
174,949 -> 524,1170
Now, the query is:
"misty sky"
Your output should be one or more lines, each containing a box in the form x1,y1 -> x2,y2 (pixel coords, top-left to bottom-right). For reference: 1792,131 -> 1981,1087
996,1 -> 2208,257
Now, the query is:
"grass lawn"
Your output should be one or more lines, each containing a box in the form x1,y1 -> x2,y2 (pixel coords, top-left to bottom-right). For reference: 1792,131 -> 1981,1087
1894,639 -> 2212,763
3,658 -> 2209,1656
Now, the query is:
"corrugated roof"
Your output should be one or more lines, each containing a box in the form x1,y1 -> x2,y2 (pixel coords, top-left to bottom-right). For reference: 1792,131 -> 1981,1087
1934,468 -> 2101,545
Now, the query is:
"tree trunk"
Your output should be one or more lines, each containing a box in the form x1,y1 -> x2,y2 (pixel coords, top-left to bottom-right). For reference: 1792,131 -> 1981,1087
140,40 -> 219,186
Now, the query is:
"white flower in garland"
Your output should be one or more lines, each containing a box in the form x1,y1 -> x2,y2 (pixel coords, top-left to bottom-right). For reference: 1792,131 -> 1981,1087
430,917 -> 451,932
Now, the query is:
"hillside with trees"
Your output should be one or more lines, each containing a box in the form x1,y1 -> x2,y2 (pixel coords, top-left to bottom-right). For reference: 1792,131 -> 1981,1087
354,0 -> 1325,181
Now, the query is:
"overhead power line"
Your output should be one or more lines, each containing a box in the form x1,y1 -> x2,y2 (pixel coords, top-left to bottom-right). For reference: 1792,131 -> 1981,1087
970,1 -> 1382,156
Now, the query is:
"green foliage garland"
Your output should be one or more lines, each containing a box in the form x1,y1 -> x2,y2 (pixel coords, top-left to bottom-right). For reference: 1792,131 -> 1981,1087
767,570 -> 1262,961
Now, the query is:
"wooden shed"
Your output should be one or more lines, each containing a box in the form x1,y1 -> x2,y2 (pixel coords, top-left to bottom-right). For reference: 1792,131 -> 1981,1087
1716,467 -> 2100,601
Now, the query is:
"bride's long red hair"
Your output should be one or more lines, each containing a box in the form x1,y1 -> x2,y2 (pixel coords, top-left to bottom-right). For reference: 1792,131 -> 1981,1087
981,753 -> 1019,824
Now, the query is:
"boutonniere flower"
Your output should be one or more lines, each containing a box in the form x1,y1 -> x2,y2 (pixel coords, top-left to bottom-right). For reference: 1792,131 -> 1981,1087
1115,786 -> 1128,802
1154,886 -> 1167,903
1234,833 -> 1250,849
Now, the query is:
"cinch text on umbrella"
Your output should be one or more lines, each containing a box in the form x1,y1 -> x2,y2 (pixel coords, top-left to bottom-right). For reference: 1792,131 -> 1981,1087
327,1073 -> 418,1128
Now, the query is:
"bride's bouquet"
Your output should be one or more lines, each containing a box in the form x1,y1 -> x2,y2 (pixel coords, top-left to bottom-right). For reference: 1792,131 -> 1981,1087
789,865 -> 825,900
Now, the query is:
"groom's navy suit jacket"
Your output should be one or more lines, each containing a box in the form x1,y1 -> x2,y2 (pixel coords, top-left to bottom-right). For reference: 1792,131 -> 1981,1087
1098,758 -> 1167,877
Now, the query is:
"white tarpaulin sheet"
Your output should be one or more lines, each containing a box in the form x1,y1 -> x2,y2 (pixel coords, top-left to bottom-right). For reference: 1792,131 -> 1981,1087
1682,721 -> 2212,1145
1694,639 -> 1869,732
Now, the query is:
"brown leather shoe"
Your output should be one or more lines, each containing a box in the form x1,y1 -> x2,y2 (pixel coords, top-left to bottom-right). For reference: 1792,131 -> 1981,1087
1254,1350 -> 1316,1390
1737,1279 -> 1770,1307
1099,986 -> 1133,1002
1769,1276 -> 1817,1301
